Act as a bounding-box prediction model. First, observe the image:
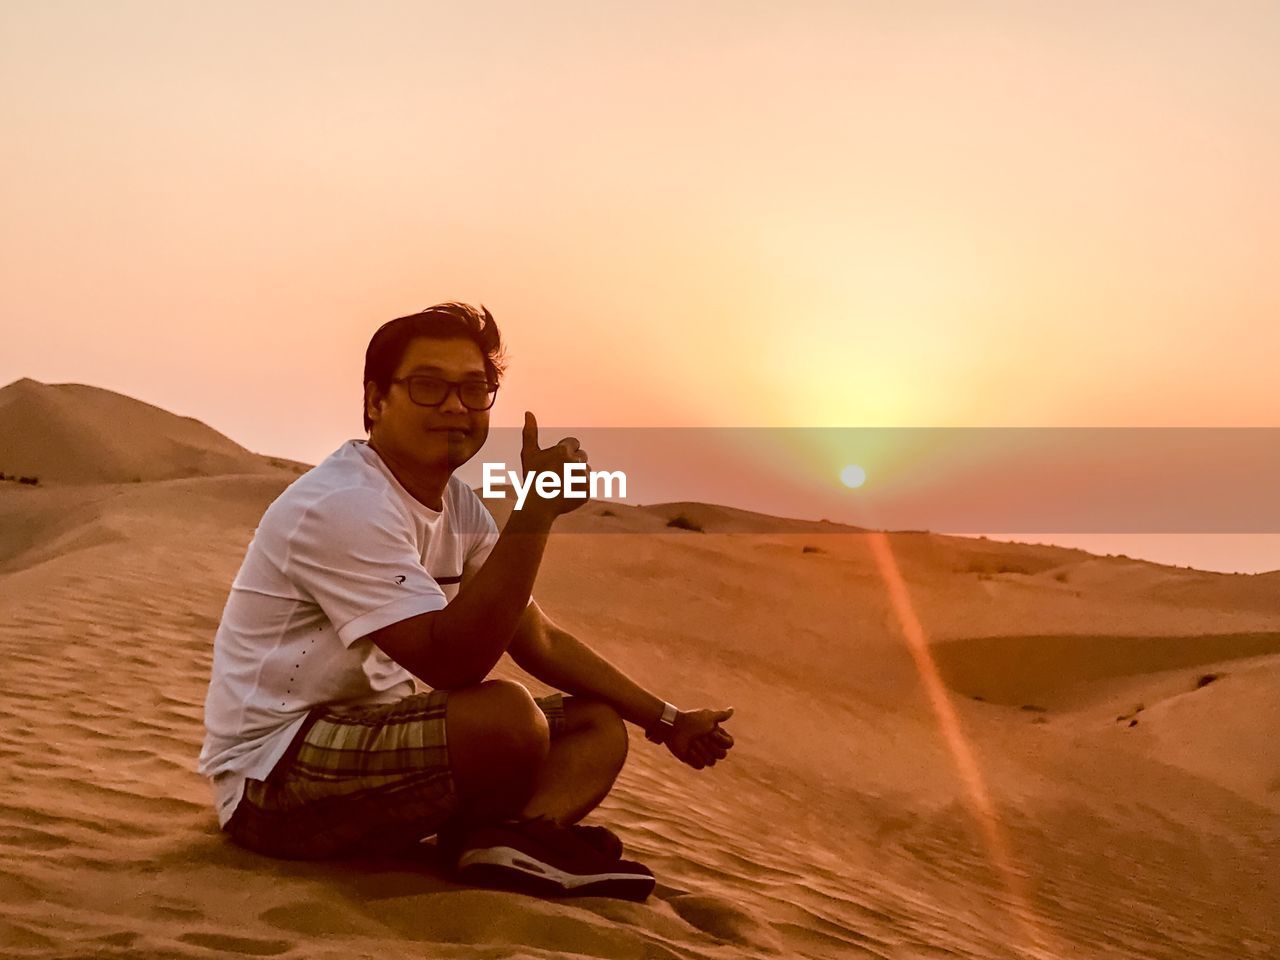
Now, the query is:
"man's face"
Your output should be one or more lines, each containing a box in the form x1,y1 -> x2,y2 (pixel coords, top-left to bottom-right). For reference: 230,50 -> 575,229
367,336 -> 492,473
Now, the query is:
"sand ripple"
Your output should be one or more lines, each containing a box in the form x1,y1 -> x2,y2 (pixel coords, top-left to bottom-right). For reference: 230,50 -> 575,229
1,479 -> 1277,959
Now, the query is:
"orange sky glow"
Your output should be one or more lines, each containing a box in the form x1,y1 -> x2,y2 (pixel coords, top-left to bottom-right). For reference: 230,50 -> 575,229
2,1 -> 1278,571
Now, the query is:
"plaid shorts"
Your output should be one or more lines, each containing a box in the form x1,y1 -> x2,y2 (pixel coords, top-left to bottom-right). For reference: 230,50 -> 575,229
224,688 -> 567,860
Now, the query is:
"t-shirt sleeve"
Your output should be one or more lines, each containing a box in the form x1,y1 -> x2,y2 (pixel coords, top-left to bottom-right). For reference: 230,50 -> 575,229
285,486 -> 448,646
461,486 -> 533,607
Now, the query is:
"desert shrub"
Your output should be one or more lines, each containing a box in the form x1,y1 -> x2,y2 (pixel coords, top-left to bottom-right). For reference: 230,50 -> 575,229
18,476 -> 38,485
802,545 -> 824,554
599,508 -> 617,517
1196,673 -> 1221,689
666,514 -> 703,532
962,560 -> 1034,576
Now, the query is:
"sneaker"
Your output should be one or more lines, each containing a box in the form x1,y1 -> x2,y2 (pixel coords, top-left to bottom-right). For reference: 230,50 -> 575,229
436,819 -> 623,866
433,823 -> 469,867
568,822 -> 624,862
455,815 -> 654,901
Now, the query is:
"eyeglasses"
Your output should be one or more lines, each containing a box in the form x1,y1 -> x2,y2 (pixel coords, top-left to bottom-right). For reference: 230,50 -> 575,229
390,376 -> 499,411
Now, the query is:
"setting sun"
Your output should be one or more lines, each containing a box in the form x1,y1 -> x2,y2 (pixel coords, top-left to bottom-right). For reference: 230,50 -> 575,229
840,463 -> 867,488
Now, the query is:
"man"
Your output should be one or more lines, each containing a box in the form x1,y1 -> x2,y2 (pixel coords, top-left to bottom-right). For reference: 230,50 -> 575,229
197,302 -> 735,901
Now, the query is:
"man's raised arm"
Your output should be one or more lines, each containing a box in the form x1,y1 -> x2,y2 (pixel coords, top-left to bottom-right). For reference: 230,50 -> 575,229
366,412 -> 588,689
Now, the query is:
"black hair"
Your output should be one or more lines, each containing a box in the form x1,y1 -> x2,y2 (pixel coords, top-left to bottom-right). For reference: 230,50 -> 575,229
362,302 -> 507,431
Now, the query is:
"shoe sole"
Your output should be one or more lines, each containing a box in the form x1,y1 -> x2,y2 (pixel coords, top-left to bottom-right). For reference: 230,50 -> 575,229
457,846 -> 655,902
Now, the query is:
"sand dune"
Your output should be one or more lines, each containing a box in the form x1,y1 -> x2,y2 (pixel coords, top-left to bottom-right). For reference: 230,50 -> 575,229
0,387 -> 1277,959
0,378 -> 307,484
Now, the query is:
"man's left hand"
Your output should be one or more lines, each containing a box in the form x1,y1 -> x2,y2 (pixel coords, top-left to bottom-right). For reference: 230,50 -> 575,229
665,707 -> 735,770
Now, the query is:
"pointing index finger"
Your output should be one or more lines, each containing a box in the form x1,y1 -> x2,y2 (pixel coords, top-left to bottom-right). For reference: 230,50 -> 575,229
522,411 -> 539,452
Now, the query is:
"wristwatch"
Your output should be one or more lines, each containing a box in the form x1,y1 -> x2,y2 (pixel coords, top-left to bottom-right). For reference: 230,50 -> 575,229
645,701 -> 678,743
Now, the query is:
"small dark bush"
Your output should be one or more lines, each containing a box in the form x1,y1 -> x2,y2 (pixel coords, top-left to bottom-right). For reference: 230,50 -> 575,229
1196,673 -> 1221,689
801,545 -> 824,554
1019,704 -> 1047,713
963,560 -> 1033,576
666,514 -> 703,532
599,509 -> 617,517
18,476 -> 38,485
996,562 -> 1031,574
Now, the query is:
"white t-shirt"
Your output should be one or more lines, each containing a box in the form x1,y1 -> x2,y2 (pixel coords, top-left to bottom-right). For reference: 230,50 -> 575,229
197,439 -> 517,828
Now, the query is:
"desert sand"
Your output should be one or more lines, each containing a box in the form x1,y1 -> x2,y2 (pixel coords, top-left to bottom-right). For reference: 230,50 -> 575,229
1,378 -> 1276,959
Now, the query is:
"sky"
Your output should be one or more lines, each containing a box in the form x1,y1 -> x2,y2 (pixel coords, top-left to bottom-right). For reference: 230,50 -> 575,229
2,1 -> 1278,572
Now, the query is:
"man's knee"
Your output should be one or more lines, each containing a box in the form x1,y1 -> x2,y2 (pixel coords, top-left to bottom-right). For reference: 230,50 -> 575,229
568,698 -> 629,772
445,679 -> 550,798
476,679 -> 551,758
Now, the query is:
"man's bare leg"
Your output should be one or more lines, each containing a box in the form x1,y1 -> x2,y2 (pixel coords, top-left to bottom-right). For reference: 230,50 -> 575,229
444,679 -> 550,828
516,697 -> 629,826
443,682 -> 627,830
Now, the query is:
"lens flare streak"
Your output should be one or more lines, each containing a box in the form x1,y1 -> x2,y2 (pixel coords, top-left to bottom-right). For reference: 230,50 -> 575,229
864,530 -> 1054,958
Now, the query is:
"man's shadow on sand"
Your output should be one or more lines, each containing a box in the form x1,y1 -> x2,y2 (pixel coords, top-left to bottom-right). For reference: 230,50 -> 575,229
161,828 -> 687,905
161,829 -> 473,899
155,830 -> 771,956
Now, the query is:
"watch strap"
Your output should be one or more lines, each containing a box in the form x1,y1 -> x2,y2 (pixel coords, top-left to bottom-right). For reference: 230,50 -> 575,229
645,701 -> 678,743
